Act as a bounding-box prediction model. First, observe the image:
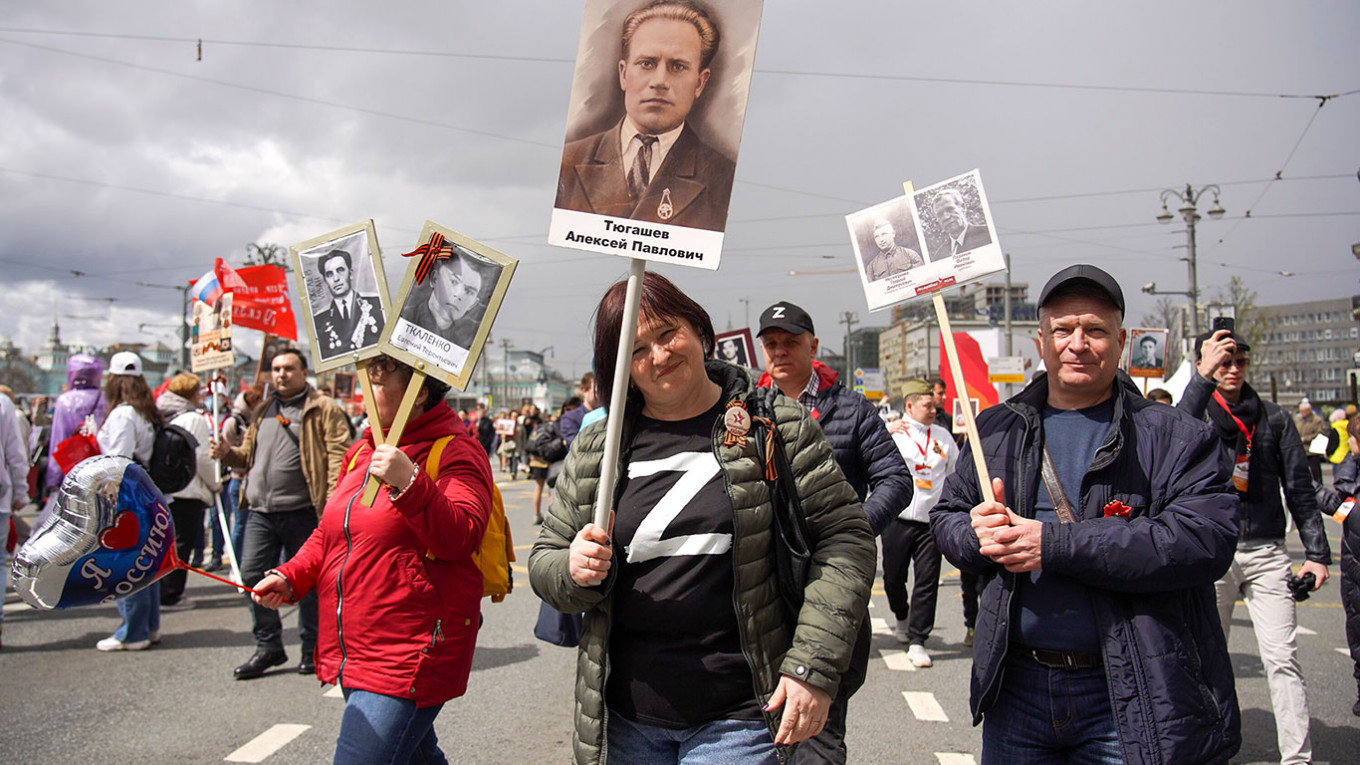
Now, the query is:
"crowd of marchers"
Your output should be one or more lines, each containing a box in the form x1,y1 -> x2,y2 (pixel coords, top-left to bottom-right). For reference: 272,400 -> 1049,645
3,262 -> 1358,765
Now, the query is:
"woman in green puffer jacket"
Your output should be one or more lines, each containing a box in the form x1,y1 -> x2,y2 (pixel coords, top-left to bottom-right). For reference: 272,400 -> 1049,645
529,272 -> 875,765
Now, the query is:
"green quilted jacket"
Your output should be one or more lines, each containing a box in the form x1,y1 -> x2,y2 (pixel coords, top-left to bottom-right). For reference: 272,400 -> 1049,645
529,361 -> 875,764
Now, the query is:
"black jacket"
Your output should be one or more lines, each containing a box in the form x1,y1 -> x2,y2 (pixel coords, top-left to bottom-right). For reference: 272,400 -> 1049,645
758,361 -> 911,535
1177,373 -> 1332,564
931,372 -> 1241,764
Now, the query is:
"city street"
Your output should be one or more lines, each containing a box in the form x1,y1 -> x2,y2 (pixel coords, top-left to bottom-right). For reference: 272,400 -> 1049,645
2,471 -> 1355,764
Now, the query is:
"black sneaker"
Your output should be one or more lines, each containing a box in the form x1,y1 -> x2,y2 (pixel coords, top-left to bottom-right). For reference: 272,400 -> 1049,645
234,649 -> 288,680
299,647 -> 316,675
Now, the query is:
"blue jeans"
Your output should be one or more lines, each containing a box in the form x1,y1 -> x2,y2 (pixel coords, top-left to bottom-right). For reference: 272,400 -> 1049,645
241,508 -> 318,654
334,689 -> 446,765
606,708 -> 780,765
114,582 -> 161,643
981,652 -> 1122,765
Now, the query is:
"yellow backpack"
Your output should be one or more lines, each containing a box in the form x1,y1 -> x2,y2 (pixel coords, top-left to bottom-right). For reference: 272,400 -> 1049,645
348,435 -> 514,602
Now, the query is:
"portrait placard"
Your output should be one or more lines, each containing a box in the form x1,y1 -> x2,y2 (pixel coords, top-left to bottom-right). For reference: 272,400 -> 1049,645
289,221 -> 393,374
1127,327 -> 1169,378
547,0 -> 765,270
332,372 -> 355,400
190,293 -> 234,373
952,397 -> 981,436
379,221 -> 517,390
713,328 -> 757,368
847,170 -> 1006,311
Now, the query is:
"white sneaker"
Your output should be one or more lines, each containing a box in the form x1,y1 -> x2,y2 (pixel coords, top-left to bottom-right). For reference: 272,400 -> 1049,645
97,636 -> 151,652
894,619 -> 912,644
906,643 -> 932,668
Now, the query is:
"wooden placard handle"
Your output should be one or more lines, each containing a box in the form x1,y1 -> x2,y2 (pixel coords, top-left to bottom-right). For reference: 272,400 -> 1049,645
932,291 -> 995,505
360,369 -> 426,505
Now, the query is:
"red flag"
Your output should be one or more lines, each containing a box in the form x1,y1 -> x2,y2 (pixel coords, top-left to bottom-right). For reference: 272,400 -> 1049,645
938,331 -> 999,418
213,259 -> 297,340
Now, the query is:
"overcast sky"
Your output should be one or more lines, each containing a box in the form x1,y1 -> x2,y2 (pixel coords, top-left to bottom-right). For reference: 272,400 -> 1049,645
1,1 -> 1356,382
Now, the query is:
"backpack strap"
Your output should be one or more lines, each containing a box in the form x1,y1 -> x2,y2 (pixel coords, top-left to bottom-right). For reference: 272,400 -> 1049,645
421,435 -> 456,561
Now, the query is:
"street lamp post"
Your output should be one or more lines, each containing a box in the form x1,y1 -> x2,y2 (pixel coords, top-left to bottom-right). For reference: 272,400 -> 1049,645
1154,184 -> 1225,337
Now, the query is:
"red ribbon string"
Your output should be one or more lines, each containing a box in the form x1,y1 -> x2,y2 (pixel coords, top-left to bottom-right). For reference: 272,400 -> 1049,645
402,232 -> 455,285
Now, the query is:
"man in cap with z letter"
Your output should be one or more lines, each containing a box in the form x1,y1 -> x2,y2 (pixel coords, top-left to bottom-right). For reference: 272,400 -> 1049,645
756,300 -> 912,764
931,264 -> 1241,764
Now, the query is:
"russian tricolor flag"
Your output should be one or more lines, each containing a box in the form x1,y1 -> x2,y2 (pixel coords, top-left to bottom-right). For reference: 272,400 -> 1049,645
189,269 -> 222,305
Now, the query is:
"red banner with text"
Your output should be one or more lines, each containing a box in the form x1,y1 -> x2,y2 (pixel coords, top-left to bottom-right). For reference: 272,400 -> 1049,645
213,260 -> 297,340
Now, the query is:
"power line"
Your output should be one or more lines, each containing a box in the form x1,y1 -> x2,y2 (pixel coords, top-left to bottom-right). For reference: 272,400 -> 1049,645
2,26 -> 1356,102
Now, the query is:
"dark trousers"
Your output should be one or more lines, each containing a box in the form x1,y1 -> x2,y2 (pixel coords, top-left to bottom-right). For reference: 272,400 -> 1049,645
161,498 -> 206,604
789,618 -> 870,765
881,518 -> 941,644
961,571 -> 981,629
242,508 -> 318,656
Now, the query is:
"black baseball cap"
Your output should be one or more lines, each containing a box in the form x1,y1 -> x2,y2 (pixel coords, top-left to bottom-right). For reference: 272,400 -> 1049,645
1037,264 -> 1125,316
758,301 -> 815,336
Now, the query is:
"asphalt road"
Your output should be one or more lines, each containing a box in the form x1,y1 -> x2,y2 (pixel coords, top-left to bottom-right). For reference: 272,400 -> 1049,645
1,471 -> 1355,764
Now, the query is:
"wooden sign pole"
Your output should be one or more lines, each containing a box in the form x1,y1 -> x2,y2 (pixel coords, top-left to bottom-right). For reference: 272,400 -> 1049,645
359,367 -> 426,505
593,258 -> 647,529
356,363 -> 386,446
932,292 -> 995,504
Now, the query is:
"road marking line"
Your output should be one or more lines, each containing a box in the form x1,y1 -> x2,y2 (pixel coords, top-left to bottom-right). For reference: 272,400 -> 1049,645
225,724 -> 311,763
936,754 -> 977,765
1296,625 -> 1316,636
870,617 -> 891,636
1338,648 -> 1351,657
880,649 -> 917,672
3,601 -> 28,615
324,684 -> 344,698
903,691 -> 948,721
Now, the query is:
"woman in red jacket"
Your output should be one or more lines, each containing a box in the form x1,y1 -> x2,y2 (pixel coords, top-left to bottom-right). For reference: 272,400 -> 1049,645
253,354 -> 494,764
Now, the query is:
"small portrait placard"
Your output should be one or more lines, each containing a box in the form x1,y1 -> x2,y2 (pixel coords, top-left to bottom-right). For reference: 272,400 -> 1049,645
379,221 -> 517,390
847,170 -> 1006,312
713,328 -> 757,368
1127,327 -> 1169,378
190,293 -> 234,373
290,221 -> 394,373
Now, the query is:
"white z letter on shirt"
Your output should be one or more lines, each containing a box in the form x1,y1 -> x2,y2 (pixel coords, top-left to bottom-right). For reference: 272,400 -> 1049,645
625,451 -> 731,564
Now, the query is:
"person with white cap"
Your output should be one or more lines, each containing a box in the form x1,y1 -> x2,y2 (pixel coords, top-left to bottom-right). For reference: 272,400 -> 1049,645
95,351 -> 165,651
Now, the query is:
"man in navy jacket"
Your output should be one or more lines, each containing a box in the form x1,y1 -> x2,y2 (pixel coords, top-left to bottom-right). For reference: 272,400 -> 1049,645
757,300 -> 911,765
932,265 -> 1240,764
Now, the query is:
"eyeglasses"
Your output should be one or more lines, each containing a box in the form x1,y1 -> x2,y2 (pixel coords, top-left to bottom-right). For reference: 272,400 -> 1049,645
368,355 -> 406,376
1222,357 -> 1250,369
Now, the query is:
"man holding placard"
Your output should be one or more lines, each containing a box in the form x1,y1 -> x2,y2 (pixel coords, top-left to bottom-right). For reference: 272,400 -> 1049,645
554,0 -> 735,232
931,265 -> 1240,764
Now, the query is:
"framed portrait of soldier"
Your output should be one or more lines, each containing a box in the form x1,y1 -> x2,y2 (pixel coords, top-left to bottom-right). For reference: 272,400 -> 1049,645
547,0 -> 766,270
290,220 -> 394,373
332,372 -> 355,401
379,221 -> 517,390
847,170 -> 1005,312
1127,328 -> 1169,378
951,396 -> 981,436
713,328 -> 756,368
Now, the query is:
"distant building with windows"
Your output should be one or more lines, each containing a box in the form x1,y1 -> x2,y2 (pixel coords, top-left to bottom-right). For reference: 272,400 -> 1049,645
1253,295 -> 1360,407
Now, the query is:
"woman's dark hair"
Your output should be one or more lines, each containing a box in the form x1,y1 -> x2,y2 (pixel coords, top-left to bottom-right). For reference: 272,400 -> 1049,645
591,271 -> 715,404
102,374 -> 165,429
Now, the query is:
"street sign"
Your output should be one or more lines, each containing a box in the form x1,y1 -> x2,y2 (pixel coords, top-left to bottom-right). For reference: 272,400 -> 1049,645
987,355 -> 1025,384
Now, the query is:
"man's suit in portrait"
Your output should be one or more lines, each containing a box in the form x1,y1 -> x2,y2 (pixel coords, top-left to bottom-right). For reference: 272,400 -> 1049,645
316,294 -> 384,358
930,223 -> 991,259
555,121 -> 735,232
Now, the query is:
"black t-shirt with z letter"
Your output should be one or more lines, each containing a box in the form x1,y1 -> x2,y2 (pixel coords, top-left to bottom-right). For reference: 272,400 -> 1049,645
605,400 -> 762,728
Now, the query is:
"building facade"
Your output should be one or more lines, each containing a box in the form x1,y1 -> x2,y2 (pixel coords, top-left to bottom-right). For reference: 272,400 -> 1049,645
1252,295 -> 1360,407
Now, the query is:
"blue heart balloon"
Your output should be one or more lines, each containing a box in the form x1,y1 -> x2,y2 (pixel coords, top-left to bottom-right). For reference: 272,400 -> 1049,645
11,455 -> 178,609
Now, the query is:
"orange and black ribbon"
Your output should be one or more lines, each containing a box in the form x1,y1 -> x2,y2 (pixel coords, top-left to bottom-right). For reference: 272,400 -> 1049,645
402,232 -> 455,285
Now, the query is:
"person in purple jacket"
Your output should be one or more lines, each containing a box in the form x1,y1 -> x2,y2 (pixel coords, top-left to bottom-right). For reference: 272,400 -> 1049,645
45,354 -> 107,497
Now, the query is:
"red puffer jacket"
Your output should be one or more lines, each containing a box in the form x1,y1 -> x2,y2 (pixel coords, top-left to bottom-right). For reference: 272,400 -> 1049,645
276,403 -> 493,707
